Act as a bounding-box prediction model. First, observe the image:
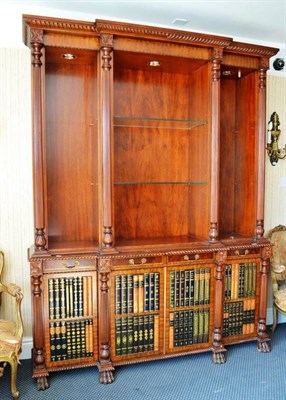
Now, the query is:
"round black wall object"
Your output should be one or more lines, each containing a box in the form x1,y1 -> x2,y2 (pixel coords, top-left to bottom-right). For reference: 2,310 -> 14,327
273,58 -> 285,71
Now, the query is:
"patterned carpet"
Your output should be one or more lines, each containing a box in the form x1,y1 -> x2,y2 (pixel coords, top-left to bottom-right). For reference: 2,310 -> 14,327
1,324 -> 286,400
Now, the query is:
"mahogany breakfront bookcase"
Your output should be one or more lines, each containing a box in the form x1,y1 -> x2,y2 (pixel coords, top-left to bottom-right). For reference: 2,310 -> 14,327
23,14 -> 278,389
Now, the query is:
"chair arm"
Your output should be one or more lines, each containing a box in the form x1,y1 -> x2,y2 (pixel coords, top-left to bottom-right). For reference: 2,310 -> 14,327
6,283 -> 22,298
4,283 -> 24,338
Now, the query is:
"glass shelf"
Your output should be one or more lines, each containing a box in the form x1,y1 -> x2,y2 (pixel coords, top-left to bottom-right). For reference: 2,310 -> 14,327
114,116 -> 207,130
114,181 -> 207,185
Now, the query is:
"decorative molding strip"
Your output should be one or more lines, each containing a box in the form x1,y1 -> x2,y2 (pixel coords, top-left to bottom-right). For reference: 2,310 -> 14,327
96,20 -> 232,47
99,247 -> 222,260
225,242 -> 270,250
23,15 -> 279,59
29,254 -> 98,262
227,42 -> 279,57
23,15 -> 97,34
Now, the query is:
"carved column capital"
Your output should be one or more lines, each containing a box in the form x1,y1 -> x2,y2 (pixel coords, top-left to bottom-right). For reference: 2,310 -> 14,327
262,245 -> 272,261
30,29 -> 44,67
30,260 -> 43,276
258,59 -> 268,89
98,258 -> 112,273
211,47 -> 223,82
215,249 -> 227,264
98,259 -> 111,293
100,33 -> 113,48
30,260 -> 43,297
100,34 -> 113,71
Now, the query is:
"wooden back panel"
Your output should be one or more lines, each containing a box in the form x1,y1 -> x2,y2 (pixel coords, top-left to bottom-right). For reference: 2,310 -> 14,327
113,54 -> 210,241
45,54 -> 98,245
219,72 -> 257,236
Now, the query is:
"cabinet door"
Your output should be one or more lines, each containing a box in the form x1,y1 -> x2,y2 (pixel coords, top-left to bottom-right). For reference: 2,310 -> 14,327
165,261 -> 214,354
222,257 -> 260,342
110,265 -> 164,361
43,271 -> 98,368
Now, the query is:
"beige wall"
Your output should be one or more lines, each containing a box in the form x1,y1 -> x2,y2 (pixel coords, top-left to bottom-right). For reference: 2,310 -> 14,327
265,75 -> 286,235
0,47 -> 34,337
0,46 -> 285,342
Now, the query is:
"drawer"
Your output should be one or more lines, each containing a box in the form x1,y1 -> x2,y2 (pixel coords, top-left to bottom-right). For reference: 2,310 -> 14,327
227,248 -> 260,258
167,252 -> 214,265
43,258 -> 96,273
110,255 -> 163,267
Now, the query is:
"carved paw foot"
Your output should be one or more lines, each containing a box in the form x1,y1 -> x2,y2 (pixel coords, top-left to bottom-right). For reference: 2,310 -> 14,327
36,376 -> 49,391
99,370 -> 115,384
257,340 -> 271,353
212,351 -> 226,364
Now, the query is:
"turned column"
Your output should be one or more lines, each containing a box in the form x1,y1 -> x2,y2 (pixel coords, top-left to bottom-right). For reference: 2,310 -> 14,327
97,259 -> 114,383
255,58 -> 269,239
99,34 -> 115,251
30,29 -> 47,252
212,250 -> 227,363
30,260 -> 49,389
209,47 -> 223,242
257,246 -> 272,352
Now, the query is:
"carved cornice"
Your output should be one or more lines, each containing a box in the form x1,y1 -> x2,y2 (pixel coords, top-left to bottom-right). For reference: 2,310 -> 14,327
23,14 -> 97,34
23,15 -> 279,60
96,20 -> 232,47
23,14 -> 97,46
226,41 -> 279,57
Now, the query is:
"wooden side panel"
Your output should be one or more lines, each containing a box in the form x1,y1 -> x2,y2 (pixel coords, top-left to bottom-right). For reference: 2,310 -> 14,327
219,72 -> 257,237
45,59 -> 98,244
219,79 -> 236,234
234,72 -> 257,236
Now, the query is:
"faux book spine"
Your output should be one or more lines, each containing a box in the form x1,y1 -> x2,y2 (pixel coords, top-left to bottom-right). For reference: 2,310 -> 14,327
115,314 -> 159,356
48,276 -> 93,320
170,267 -> 210,309
114,273 -> 160,315
49,319 -> 93,362
169,308 -> 209,348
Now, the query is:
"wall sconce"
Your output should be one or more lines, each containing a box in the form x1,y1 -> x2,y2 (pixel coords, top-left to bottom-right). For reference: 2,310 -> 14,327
266,112 -> 286,166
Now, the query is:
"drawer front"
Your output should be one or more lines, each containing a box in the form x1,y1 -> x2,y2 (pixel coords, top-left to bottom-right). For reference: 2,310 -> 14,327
167,252 -> 214,265
43,258 -> 96,273
110,255 -> 163,268
227,248 -> 260,258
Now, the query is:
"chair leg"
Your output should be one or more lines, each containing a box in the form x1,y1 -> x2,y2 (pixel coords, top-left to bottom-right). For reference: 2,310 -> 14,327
272,305 -> 278,333
8,355 -> 19,400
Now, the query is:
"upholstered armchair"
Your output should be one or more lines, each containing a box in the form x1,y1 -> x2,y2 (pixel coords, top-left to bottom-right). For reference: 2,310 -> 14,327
0,251 -> 24,399
269,225 -> 286,332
